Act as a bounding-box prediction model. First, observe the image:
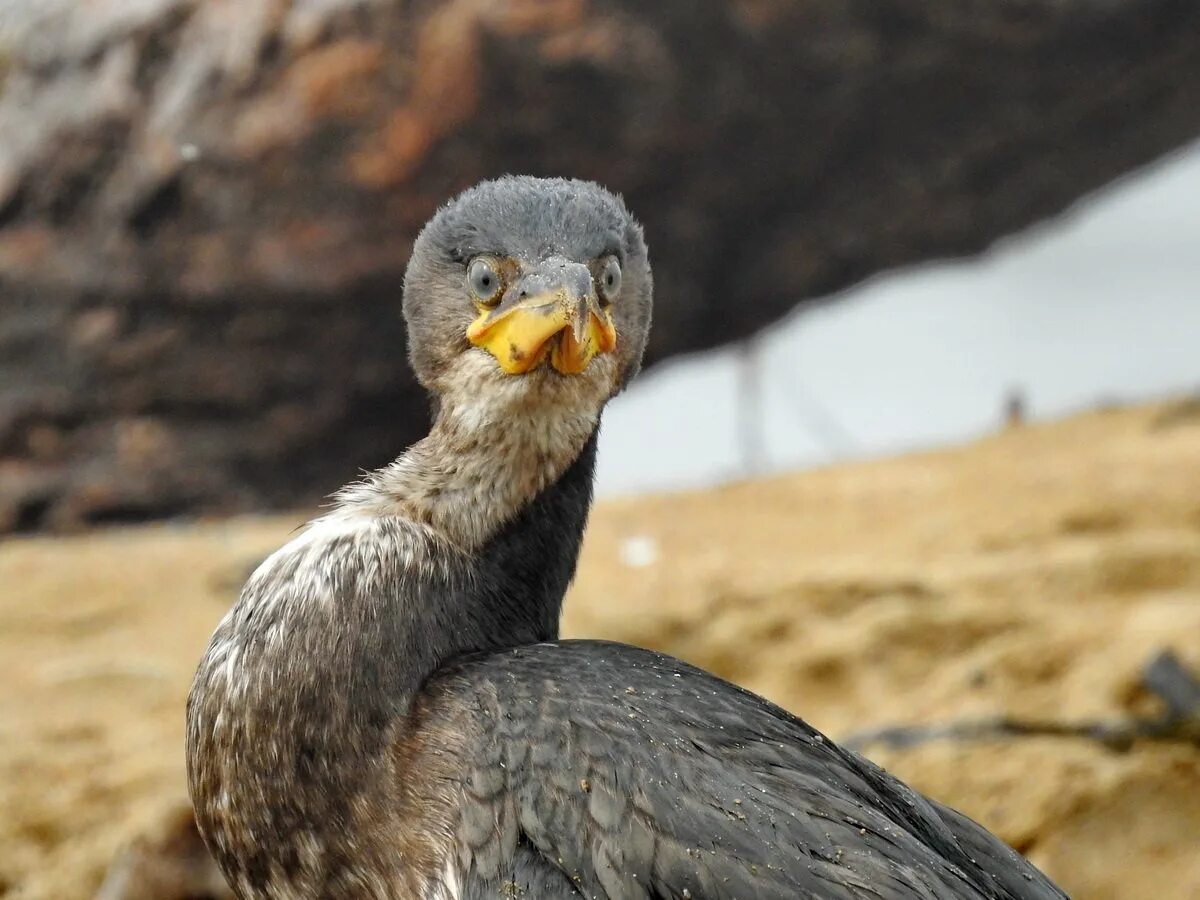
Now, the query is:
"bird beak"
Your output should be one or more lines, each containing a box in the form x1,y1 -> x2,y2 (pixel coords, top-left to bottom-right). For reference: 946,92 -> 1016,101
466,261 -> 617,375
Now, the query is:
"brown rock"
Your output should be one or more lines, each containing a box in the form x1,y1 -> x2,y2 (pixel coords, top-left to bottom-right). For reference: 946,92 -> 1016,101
2,0 -> 1200,531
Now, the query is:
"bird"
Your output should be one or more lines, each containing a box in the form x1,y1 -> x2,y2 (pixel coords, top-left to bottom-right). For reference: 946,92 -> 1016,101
187,176 -> 1068,900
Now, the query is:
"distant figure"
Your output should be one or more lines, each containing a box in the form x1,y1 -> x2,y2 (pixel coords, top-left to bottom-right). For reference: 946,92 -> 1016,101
1006,388 -> 1027,427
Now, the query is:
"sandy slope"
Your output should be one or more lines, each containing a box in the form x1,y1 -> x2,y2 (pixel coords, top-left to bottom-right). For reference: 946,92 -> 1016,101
1,401 -> 1198,899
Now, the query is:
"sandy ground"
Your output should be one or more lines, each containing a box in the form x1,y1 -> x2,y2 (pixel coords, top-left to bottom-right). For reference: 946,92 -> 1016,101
1,401 -> 1199,899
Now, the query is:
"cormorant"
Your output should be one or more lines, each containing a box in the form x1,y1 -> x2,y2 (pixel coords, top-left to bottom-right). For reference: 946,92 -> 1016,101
187,176 -> 1068,899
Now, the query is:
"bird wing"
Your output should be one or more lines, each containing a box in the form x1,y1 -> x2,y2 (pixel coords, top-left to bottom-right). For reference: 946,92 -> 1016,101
421,640 -> 1067,900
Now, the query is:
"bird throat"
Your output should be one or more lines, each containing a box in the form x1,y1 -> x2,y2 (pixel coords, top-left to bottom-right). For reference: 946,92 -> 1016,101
339,396 -> 600,551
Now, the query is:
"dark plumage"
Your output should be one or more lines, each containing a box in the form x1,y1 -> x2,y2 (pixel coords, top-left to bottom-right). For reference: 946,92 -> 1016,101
187,177 -> 1068,899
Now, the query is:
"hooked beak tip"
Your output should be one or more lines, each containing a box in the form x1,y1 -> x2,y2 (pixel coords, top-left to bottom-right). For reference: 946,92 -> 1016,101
572,301 -> 590,343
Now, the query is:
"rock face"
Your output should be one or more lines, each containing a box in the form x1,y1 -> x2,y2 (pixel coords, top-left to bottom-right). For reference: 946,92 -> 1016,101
3,0 -> 1200,531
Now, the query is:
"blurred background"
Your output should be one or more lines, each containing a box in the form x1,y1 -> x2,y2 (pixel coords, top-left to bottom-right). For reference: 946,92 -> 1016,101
1,1 -> 1198,898
600,143 -> 1200,493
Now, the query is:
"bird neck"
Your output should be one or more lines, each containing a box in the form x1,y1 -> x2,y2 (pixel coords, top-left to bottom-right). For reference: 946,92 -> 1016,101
188,408 -> 599,894
232,395 -> 602,700
335,391 -> 602,552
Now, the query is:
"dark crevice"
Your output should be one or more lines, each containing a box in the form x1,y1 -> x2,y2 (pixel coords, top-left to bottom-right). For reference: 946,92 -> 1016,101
127,174 -> 184,240
0,183 -> 28,229
81,500 -> 187,526
133,6 -> 193,94
11,495 -> 52,533
47,171 -> 96,227
258,32 -> 282,67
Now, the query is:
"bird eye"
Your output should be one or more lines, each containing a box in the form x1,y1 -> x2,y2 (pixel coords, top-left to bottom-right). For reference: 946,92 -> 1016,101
467,258 -> 502,305
598,257 -> 622,303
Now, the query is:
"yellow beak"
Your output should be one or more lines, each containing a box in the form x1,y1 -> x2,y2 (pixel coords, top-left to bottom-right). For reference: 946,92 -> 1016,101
466,289 -> 617,375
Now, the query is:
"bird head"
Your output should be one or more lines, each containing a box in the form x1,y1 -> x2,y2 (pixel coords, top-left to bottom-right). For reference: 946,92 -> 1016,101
403,177 -> 653,414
